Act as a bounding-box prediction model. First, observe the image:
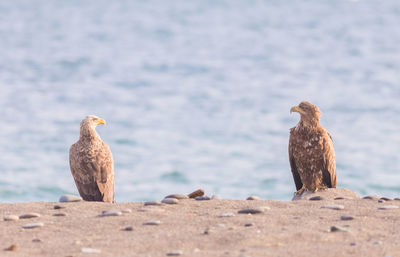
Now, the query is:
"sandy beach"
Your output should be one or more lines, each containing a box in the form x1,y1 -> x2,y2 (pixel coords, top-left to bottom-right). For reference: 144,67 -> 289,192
1,188 -> 400,257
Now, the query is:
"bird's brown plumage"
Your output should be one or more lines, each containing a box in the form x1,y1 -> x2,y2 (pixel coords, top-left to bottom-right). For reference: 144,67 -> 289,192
289,101 -> 337,195
69,115 -> 114,202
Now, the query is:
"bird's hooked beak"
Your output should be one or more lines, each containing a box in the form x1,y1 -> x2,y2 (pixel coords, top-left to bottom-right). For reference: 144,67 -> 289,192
290,105 -> 302,114
95,118 -> 106,126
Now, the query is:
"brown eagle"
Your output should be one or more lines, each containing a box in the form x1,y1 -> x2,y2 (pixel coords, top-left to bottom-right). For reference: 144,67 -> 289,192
289,101 -> 336,195
69,115 -> 114,202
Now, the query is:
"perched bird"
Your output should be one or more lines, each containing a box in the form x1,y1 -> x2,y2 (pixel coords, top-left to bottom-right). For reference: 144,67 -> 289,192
289,101 -> 336,195
69,115 -> 114,202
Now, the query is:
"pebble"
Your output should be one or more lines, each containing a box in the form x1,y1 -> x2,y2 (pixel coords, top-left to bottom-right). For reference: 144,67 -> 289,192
166,250 -> 183,256
53,205 -> 65,209
32,239 -> 41,243
22,222 -> 44,229
378,205 -> 399,210
144,201 -> 163,206
373,241 -> 383,245
53,213 -> 67,217
211,195 -> 221,200
101,210 -> 122,217
195,196 -> 211,201
204,227 -> 212,234
19,213 -> 41,219
309,196 -> 323,201
378,199 -> 386,203
362,195 -> 379,200
164,194 -> 188,200
246,196 -> 259,200
341,215 -> 354,221
121,209 -> 132,213
162,198 -> 179,204
220,212 -> 235,217
59,194 -> 82,202
238,207 -> 269,214
321,204 -> 344,210
330,226 -> 349,232
3,215 -> 19,221
350,242 -> 356,246
334,196 -> 353,200
4,244 -> 17,251
188,189 -> 205,198
122,226 -> 133,231
380,197 -> 392,201
245,223 -> 254,227
81,248 -> 101,253
143,220 -> 161,226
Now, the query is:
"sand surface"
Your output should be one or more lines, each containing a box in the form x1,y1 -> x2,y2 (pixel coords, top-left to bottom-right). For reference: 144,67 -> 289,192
1,189 -> 400,257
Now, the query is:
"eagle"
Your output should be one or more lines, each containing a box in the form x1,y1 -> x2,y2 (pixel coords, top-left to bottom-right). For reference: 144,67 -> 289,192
289,101 -> 336,195
69,115 -> 114,202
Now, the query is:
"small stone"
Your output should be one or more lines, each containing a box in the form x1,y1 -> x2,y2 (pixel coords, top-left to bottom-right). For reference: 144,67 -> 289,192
245,223 -> 254,227
362,195 -> 379,200
330,226 -> 348,232
378,205 -> 399,210
309,196 -> 323,201
373,241 -> 383,245
121,209 -> 132,213
22,222 -> 44,229
162,198 -> 179,204
122,226 -> 133,231
3,215 -> 19,221
143,220 -> 161,225
166,250 -> 183,256
4,244 -> 17,251
188,189 -> 205,198
204,227 -> 212,234
195,196 -> 211,201
378,199 -> 386,203
321,204 -> 344,210
341,215 -> 354,221
164,194 -> 188,200
81,248 -> 101,253
54,205 -> 65,209
238,207 -> 269,214
246,196 -> 259,200
32,239 -> 41,243
211,195 -> 221,200
220,212 -> 235,217
53,213 -> 67,217
19,213 -> 41,219
350,242 -> 356,246
101,210 -> 122,217
59,194 -> 82,202
380,197 -> 392,201
144,201 -> 163,206
334,196 -> 353,200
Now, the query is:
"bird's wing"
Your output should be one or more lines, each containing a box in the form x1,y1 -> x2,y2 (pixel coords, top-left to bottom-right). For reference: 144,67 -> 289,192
322,131 -> 337,188
289,128 -> 303,191
94,142 -> 114,202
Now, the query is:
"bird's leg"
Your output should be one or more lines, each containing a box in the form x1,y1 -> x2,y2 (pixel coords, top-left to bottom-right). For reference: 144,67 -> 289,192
314,185 -> 327,193
296,185 -> 306,195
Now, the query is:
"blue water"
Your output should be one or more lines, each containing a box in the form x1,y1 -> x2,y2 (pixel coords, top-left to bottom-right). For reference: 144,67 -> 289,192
1,0 -> 400,202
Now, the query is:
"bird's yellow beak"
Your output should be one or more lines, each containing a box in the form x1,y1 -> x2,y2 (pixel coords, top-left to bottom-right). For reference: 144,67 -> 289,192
290,105 -> 302,114
95,118 -> 106,125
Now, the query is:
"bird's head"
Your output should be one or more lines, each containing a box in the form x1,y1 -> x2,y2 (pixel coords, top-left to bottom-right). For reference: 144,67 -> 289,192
290,101 -> 321,127
80,115 -> 106,138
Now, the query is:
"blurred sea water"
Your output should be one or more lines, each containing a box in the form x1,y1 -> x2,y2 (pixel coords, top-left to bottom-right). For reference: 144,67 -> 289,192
0,0 -> 400,202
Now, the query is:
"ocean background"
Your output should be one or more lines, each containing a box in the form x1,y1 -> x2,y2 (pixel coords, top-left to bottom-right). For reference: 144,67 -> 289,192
0,0 -> 400,202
